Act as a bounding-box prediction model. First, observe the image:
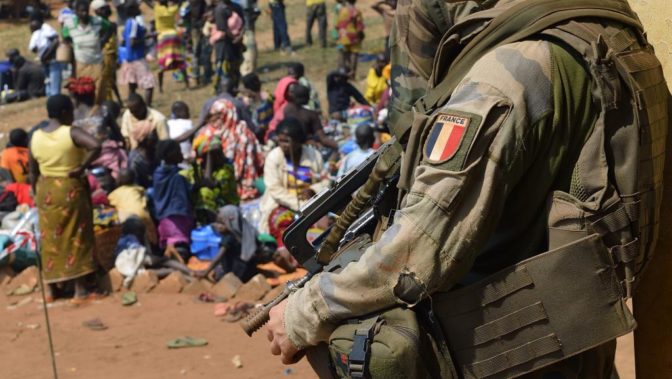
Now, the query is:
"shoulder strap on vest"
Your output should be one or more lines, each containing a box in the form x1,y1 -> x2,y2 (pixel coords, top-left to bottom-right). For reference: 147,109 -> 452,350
416,0 -> 641,116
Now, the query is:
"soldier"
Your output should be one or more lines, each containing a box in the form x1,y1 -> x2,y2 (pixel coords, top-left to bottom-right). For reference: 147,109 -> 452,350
266,0 -> 669,377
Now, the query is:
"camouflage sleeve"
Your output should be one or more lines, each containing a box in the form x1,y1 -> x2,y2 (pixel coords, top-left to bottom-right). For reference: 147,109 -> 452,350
285,41 -> 567,348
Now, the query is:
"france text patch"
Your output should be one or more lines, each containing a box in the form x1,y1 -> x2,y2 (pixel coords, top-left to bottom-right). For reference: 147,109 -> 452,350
425,114 -> 471,163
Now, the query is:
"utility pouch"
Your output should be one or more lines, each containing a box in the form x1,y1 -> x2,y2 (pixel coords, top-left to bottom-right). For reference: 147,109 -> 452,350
434,234 -> 636,378
327,307 -> 440,379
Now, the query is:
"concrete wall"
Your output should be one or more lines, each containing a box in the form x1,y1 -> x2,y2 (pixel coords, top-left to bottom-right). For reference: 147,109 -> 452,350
629,0 -> 672,89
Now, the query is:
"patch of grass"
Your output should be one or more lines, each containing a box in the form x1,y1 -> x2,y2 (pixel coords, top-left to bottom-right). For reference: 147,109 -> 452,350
0,0 -> 388,132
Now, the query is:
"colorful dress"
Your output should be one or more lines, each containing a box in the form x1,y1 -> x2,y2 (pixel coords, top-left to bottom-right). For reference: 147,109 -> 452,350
193,99 -> 264,200
336,4 -> 364,53
155,4 -> 186,71
181,160 -> 239,221
31,126 -> 95,284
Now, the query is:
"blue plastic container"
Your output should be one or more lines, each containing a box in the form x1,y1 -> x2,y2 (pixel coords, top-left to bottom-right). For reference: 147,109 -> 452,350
190,225 -> 221,260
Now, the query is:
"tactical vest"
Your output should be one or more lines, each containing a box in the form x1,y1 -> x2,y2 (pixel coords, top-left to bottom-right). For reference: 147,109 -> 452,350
389,0 -> 671,377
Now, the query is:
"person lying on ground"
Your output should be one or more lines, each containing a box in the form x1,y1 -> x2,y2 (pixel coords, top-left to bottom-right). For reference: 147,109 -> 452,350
153,139 -> 195,264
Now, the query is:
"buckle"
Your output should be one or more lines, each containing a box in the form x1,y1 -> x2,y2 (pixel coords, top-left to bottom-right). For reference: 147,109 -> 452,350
348,323 -> 376,378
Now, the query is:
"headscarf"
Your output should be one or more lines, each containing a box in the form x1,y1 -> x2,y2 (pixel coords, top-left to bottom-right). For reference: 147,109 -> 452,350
218,205 -> 258,262
192,99 -> 241,156
272,76 -> 298,113
207,98 -> 239,132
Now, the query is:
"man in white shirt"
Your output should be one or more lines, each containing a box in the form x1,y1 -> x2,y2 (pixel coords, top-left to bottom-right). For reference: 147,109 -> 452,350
337,123 -> 375,178
28,16 -> 61,96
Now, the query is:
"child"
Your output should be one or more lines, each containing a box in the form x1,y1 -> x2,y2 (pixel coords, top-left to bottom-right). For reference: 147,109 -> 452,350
108,169 -> 158,245
92,125 -> 128,179
0,129 -> 30,183
337,123 -> 375,177
193,205 -> 261,282
167,101 -> 194,161
153,140 -> 194,263
115,217 -> 192,288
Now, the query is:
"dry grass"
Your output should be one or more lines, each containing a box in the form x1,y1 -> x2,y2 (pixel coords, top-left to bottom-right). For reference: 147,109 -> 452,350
0,0 -> 386,134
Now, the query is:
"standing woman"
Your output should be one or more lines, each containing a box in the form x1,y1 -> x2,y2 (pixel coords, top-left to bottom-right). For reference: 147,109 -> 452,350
154,0 -> 190,92
29,95 -> 102,303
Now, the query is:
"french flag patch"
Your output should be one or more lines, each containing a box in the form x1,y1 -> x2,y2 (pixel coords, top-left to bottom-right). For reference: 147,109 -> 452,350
425,114 -> 470,163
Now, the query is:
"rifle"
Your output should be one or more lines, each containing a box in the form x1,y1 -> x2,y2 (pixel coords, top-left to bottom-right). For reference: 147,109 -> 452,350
241,139 -> 401,336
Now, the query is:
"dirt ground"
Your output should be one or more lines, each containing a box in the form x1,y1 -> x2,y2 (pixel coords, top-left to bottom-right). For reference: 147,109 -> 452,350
0,2 -> 639,378
0,292 -> 317,379
0,289 -> 636,379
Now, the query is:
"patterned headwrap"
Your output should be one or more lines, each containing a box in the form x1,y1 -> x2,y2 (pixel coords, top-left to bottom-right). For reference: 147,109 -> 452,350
207,99 -> 239,131
66,77 -> 96,96
193,99 -> 242,157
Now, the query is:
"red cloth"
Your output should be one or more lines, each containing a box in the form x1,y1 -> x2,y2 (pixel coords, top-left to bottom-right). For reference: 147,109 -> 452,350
5,183 -> 33,207
272,76 -> 297,113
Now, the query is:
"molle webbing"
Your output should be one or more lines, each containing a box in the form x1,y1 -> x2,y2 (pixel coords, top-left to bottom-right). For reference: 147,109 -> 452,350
399,0 -> 644,191
434,234 -> 636,378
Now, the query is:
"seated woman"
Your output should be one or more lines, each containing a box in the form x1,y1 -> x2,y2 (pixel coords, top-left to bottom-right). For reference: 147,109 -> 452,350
193,98 -> 263,200
194,205 -> 262,283
153,140 -> 195,263
185,137 -> 239,223
259,117 -> 330,245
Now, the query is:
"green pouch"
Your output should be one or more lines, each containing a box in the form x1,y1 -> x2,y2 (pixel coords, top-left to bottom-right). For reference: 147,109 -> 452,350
327,307 -> 440,379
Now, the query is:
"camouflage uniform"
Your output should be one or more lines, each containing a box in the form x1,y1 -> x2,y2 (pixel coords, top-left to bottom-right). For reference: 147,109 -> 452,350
284,0 -> 664,377
387,0 -> 482,136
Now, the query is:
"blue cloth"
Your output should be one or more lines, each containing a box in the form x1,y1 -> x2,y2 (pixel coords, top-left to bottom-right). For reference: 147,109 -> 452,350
270,3 -> 291,49
44,62 -> 62,97
337,147 -> 375,178
122,17 -> 146,62
153,164 -> 193,219
114,234 -> 143,258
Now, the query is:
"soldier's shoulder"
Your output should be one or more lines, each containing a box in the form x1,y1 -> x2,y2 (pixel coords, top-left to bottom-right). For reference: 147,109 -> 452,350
457,40 -> 555,123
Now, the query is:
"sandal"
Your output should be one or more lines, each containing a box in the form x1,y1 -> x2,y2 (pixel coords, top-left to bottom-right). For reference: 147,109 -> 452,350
166,336 -> 208,349
70,292 -> 106,305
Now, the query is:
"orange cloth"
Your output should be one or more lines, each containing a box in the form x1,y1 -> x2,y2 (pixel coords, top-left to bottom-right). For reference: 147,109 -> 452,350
0,147 -> 29,183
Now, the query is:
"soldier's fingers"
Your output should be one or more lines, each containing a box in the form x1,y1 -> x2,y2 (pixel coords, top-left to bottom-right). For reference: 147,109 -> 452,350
267,328 -> 274,342
270,339 -> 282,356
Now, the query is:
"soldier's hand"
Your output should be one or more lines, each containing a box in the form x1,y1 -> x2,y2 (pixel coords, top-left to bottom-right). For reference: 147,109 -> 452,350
267,299 -> 304,364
